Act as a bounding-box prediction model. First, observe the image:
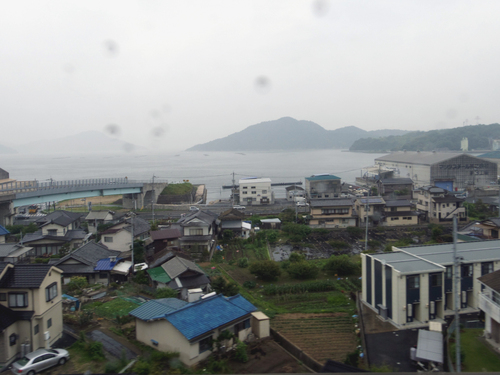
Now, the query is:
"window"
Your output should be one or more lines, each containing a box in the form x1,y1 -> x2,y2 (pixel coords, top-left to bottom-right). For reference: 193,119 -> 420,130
242,191 -> 247,194
446,266 -> 453,279
462,264 -> 473,277
99,273 -> 108,279
9,333 -> 16,346
251,186 -> 256,189
391,217 -> 399,221
199,336 -> 212,353
262,190 -> 267,194
430,274 -> 442,287
104,236 -> 113,243
47,318 -> 52,328
0,293 -> 6,301
242,186 -> 247,189
9,293 -> 27,307
34,324 -> 39,335
322,208 -> 349,215
234,319 -> 251,333
482,262 -> 494,276
408,275 -> 419,289
47,229 -> 57,235
189,228 -> 203,236
251,191 -> 256,194
45,282 -> 58,302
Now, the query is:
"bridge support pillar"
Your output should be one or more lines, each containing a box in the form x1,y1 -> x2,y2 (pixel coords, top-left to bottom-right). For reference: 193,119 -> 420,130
123,193 -> 143,210
123,183 -> 168,210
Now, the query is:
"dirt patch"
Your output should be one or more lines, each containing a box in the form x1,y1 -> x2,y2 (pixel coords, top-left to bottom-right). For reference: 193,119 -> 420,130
277,312 -> 347,319
58,194 -> 122,207
225,339 -> 312,374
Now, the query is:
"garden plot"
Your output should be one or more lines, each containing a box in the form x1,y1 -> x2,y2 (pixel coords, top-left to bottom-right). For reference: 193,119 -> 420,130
272,313 -> 357,363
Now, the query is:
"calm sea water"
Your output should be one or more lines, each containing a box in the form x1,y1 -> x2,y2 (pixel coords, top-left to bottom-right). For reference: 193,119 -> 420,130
1,150 -> 385,202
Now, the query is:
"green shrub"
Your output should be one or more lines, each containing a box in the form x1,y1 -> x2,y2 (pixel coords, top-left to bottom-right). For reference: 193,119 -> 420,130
133,360 -> 151,375
281,223 -> 312,239
243,280 -> 256,289
223,230 -> 234,240
329,240 -> 349,249
266,230 -> 279,244
323,255 -> 359,276
68,276 -> 88,291
238,257 -> 249,268
249,260 -> 281,281
211,277 -> 239,296
289,252 -> 306,263
155,287 -> 178,299
234,341 -> 248,363
88,341 -> 105,360
287,261 -> 319,280
105,361 -> 122,373
134,270 -> 149,285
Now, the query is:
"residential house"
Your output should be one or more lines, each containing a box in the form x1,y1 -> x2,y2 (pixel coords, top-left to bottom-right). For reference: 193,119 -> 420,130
415,186 -> 466,223
305,174 -> 342,199
376,178 -> 413,199
0,225 -> 9,244
259,218 -> 281,230
239,177 -> 274,205
52,242 -> 126,285
129,294 -> 269,366
218,208 -> 251,239
85,211 -> 116,234
0,263 -> 63,367
476,218 -> 500,239
361,239 -> 500,328
0,244 -> 34,264
100,216 -> 151,255
382,200 -> 419,226
478,269 -> 500,344
176,210 -> 219,259
21,211 -> 88,257
354,197 -> 386,227
148,228 -> 182,256
147,255 -> 210,300
286,185 -> 305,202
309,198 -> 357,228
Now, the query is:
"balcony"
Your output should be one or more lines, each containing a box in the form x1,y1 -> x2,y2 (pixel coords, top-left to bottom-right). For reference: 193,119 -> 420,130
479,293 -> 500,322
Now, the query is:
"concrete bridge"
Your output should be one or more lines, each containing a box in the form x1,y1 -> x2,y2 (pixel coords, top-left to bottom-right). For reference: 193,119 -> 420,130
0,178 -> 168,225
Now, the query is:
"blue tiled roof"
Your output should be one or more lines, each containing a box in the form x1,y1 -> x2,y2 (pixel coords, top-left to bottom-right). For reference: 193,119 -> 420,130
94,257 -> 122,271
165,294 -> 257,341
129,298 -> 188,321
0,225 -> 9,236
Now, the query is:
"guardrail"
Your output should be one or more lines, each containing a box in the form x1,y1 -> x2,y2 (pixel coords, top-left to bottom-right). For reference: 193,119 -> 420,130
0,178 -> 168,195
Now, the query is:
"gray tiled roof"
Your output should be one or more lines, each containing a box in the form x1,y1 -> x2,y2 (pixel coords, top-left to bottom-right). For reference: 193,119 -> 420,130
178,210 -> 218,226
85,211 -> 114,220
123,216 -> 151,236
310,198 -> 354,207
161,256 -> 204,279
385,199 -> 412,207
53,241 -> 120,270
0,243 -> 22,257
22,229 -> 86,243
0,263 -> 53,288
36,210 -> 82,227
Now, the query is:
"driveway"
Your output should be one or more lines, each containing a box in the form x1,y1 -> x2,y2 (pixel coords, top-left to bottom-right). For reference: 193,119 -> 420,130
87,330 -> 138,360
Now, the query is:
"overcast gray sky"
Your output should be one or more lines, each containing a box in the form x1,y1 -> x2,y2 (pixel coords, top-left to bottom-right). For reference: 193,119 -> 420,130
2,1 -> 500,152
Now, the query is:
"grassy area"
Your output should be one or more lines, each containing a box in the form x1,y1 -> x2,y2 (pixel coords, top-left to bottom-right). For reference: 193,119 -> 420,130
160,182 -> 193,195
89,298 -> 141,319
459,328 -> 500,371
58,205 -> 123,213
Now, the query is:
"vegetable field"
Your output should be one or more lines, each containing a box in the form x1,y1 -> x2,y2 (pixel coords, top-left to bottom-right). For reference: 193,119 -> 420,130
272,313 -> 357,363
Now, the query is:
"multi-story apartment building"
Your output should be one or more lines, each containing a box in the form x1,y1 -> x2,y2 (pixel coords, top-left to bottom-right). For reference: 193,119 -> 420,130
415,186 -> 466,223
239,178 -> 274,205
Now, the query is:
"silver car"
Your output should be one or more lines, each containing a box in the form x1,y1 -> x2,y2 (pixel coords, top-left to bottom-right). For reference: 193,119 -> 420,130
11,348 -> 69,375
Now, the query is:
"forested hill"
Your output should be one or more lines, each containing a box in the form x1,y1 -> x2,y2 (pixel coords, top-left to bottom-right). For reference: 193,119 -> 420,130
186,117 -> 408,151
350,123 -> 500,152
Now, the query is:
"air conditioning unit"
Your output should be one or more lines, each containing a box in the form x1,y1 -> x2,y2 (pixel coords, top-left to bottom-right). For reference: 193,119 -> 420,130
462,291 -> 467,303
407,303 -> 413,317
430,301 -> 435,314
44,331 -> 50,341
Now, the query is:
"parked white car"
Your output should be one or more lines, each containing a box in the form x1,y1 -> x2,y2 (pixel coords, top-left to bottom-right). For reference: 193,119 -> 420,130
11,348 -> 70,375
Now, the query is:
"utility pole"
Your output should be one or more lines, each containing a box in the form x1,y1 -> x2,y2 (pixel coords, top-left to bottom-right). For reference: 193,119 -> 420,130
232,172 -> 235,206
365,189 -> 370,252
130,213 -> 135,275
453,215 -> 461,372
151,174 -> 156,223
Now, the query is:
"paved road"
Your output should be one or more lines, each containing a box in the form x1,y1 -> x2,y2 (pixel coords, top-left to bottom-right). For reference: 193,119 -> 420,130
87,330 -> 137,360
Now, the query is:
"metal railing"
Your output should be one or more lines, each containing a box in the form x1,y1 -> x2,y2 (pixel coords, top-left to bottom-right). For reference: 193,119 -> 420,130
0,178 -> 169,195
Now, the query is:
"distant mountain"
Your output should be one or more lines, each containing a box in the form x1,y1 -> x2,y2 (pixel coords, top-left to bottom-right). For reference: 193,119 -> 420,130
0,144 -> 18,154
19,131 -> 145,154
186,117 -> 409,151
350,123 -> 500,152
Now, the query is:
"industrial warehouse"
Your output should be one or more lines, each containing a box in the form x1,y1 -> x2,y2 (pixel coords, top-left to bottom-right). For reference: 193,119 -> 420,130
374,151 -> 498,191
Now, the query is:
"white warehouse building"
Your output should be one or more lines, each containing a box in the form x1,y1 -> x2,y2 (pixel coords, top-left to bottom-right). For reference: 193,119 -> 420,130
239,177 -> 274,206
375,151 -> 497,191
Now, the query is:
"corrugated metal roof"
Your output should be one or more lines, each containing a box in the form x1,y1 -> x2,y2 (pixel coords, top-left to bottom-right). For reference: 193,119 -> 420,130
165,294 -> 257,340
305,174 -> 341,181
94,257 -> 122,271
371,252 -> 443,274
129,298 -> 188,321
147,267 -> 172,284
376,151 -> 464,165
